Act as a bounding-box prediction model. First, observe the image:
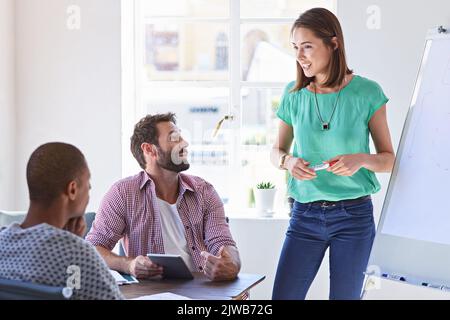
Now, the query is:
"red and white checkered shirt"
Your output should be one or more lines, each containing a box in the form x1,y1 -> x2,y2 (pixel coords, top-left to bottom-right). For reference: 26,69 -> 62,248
86,171 -> 237,273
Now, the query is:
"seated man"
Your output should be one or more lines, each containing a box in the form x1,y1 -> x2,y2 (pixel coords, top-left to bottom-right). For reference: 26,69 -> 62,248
0,143 -> 124,300
86,113 -> 241,281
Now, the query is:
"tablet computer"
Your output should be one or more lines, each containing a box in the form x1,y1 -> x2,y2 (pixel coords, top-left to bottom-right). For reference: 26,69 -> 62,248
147,254 -> 194,279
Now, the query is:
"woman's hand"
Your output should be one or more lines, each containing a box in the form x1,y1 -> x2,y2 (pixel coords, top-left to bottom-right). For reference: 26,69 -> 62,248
285,156 -> 317,181
325,154 -> 368,176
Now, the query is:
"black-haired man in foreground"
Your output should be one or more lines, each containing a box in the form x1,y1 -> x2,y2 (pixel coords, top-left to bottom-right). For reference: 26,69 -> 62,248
0,142 -> 124,300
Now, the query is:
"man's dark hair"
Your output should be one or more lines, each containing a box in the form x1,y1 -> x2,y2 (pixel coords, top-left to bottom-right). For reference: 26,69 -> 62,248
26,142 -> 88,205
130,113 -> 177,169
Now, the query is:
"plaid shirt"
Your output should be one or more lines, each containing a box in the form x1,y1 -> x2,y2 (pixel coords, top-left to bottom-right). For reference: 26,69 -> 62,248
86,171 -> 237,273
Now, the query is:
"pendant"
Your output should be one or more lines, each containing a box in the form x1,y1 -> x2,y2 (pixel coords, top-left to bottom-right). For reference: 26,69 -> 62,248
322,122 -> 330,131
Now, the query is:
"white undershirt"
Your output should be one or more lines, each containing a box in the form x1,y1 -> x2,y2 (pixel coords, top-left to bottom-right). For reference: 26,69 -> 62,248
156,197 -> 196,272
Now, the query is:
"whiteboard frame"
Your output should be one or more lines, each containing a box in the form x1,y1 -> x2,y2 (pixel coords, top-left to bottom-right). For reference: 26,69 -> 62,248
366,26 -> 450,293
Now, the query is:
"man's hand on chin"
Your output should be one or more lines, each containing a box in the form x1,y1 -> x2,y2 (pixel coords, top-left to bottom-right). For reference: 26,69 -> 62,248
63,216 -> 86,238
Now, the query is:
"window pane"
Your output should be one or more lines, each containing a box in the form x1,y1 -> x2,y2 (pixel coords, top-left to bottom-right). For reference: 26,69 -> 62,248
241,87 -> 281,146
144,23 -> 229,81
240,0 -> 335,18
141,0 -> 229,17
241,24 -> 296,82
142,87 -> 236,204
237,88 -> 290,213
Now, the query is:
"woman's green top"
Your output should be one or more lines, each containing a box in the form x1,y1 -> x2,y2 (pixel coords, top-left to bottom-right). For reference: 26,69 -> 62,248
276,75 -> 389,203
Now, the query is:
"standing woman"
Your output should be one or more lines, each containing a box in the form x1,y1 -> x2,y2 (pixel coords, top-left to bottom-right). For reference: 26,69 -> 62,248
271,8 -> 395,300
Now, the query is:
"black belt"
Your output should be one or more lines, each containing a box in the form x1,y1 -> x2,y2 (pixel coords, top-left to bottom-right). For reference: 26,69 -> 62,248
300,195 -> 371,208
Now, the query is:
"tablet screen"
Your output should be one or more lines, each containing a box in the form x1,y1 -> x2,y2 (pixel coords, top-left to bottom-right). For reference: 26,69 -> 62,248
147,254 -> 194,279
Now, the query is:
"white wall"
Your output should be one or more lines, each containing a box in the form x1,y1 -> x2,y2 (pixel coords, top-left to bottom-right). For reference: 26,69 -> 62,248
14,0 -> 122,212
231,0 -> 450,300
0,0 -> 15,211
229,217 -> 289,300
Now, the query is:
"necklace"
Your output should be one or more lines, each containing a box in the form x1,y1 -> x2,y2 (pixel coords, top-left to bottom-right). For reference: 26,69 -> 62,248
312,80 -> 344,131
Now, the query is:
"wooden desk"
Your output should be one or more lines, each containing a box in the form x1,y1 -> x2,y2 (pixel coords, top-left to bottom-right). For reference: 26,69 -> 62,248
120,273 -> 265,300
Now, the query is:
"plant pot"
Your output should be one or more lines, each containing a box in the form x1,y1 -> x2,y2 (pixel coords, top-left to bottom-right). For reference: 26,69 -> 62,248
254,188 -> 277,217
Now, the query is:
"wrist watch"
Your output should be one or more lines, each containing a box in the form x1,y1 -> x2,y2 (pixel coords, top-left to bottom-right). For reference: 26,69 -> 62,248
279,154 -> 289,170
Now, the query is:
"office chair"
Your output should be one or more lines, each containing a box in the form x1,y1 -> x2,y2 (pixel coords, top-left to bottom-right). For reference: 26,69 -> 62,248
83,212 -> 96,239
0,278 -> 72,300
0,211 -> 27,227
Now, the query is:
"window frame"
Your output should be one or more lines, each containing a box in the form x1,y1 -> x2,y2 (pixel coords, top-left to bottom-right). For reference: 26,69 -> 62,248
122,0 -> 337,212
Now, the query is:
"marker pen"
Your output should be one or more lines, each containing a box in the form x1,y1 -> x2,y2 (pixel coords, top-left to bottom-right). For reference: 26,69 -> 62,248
311,160 -> 339,172
382,273 -> 406,282
422,282 -> 442,290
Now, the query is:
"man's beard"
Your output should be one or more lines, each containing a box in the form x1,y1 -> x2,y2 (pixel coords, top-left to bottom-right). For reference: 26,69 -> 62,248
156,146 -> 190,173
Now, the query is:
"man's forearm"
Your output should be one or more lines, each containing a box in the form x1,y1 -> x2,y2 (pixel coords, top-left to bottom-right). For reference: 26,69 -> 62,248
96,246 -> 132,274
224,246 -> 241,273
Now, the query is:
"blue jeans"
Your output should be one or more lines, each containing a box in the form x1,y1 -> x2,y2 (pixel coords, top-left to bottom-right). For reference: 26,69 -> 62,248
272,197 -> 375,300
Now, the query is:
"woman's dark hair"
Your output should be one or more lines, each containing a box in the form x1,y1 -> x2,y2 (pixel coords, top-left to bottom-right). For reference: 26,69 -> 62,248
290,8 -> 353,92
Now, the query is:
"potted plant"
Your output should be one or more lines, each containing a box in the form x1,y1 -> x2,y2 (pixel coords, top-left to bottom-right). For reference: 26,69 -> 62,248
254,182 -> 277,217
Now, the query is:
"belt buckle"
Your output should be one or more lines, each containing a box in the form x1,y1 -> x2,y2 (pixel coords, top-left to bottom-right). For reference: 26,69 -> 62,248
321,201 -> 335,208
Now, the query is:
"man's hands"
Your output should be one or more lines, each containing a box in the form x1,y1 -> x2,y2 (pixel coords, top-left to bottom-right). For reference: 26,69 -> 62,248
63,216 -> 86,238
201,246 -> 240,281
127,255 -> 163,279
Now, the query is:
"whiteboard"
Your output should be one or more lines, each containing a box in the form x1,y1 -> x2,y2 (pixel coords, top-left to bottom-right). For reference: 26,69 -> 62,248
367,26 -> 450,291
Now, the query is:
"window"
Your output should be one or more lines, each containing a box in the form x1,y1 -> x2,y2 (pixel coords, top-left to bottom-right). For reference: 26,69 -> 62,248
215,33 -> 229,70
123,0 -> 336,215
